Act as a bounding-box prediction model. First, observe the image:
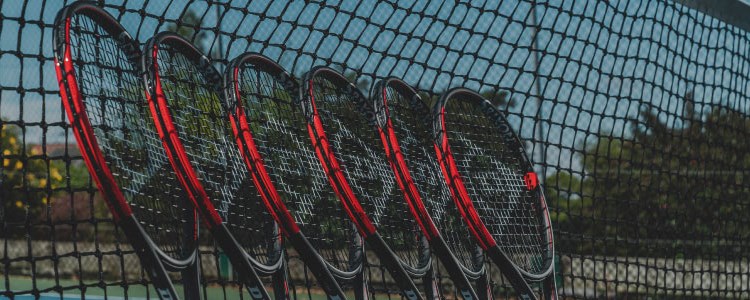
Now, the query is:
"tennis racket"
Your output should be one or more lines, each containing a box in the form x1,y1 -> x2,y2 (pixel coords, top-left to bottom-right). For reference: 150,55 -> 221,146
432,88 -> 557,300
53,3 -> 200,299
372,78 -> 493,300
142,32 -> 286,300
300,67 -> 431,300
225,53 -> 369,300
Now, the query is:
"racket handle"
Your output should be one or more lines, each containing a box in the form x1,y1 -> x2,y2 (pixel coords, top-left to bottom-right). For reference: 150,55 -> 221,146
365,233 -> 424,300
476,270 -> 493,300
211,224 -> 271,300
486,247 -> 537,300
423,264 -> 441,300
287,231 -> 348,300
543,269 -> 558,300
353,263 -> 369,300
181,253 -> 202,300
272,255 -> 291,300
181,209 -> 201,300
120,216 -> 180,300
429,237 -> 480,300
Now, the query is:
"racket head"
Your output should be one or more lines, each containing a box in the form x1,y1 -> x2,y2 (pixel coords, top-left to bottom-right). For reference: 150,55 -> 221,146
142,33 -> 283,273
53,1 -> 198,264
300,67 -> 430,275
224,53 -> 363,278
372,78 -> 485,277
433,88 -> 554,279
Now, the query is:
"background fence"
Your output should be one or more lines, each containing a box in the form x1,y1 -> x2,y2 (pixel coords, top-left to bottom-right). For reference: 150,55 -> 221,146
2,0 -> 750,298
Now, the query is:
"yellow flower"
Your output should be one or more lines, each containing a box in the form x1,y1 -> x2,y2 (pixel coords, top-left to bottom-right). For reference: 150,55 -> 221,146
38,178 -> 47,187
30,147 -> 41,155
15,200 -> 23,208
3,159 -> 8,167
50,168 -> 63,181
8,137 -> 16,145
41,197 -> 48,205
15,161 -> 22,170
2,149 -> 10,155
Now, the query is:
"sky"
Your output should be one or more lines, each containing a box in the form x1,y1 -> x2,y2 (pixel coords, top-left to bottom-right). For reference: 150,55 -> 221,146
1,0 -> 749,175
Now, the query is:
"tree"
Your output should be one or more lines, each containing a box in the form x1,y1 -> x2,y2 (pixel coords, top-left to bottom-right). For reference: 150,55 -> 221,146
545,91 -> 750,257
1,123 -> 88,230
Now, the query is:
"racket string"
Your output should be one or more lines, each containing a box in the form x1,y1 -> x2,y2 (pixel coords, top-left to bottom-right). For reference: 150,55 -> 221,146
69,15 -> 193,259
237,67 -> 356,272
153,45 -> 278,265
383,86 -> 483,273
310,77 -> 425,270
443,100 -> 550,275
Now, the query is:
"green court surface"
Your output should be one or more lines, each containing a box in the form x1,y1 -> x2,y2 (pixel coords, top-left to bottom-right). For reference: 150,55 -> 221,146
1,276 -> 330,300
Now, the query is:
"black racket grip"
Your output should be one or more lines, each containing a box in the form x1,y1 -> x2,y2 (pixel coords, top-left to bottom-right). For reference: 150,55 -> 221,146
429,237 -> 481,300
486,247 -> 537,300
120,215 -> 180,300
543,271 -> 558,300
365,233 -> 424,300
476,270 -> 493,300
288,231 -> 348,300
272,256 -> 290,300
211,224 -> 271,300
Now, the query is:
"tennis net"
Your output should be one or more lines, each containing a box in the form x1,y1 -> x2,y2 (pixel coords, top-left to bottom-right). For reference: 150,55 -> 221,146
2,0 -> 749,298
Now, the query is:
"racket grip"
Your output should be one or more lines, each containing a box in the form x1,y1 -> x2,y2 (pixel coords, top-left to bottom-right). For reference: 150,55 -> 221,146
365,233 -> 424,300
181,252 -> 202,300
543,270 -> 558,300
429,238 -> 481,300
486,247 -> 537,300
476,271 -> 493,300
119,216 -> 180,300
211,224 -> 271,300
423,264 -> 441,300
287,231 -> 348,300
272,256 -> 291,300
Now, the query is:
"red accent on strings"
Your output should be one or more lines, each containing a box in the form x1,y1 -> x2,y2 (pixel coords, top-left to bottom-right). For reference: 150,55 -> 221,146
524,172 -> 539,190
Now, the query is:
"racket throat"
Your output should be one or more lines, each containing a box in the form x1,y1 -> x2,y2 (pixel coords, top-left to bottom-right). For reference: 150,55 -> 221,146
428,238 -> 481,300
486,247 -> 537,300
286,231 -> 348,300
364,234 -> 424,300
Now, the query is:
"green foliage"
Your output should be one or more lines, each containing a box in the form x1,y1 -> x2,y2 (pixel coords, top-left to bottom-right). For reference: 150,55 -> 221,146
1,124 -> 90,226
546,92 -> 750,257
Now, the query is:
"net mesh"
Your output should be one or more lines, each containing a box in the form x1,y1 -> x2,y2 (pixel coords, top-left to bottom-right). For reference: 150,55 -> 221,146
2,0 -> 750,298
65,10 -> 196,262
379,84 -> 482,274
150,40 -> 278,265
233,61 -> 358,274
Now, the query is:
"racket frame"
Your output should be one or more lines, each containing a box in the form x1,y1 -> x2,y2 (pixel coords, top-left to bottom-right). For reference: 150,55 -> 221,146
142,32 -> 284,300
53,3 -> 200,299
433,88 -> 557,299
224,52 -> 360,300
373,78 -> 491,300
300,67 -> 427,300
